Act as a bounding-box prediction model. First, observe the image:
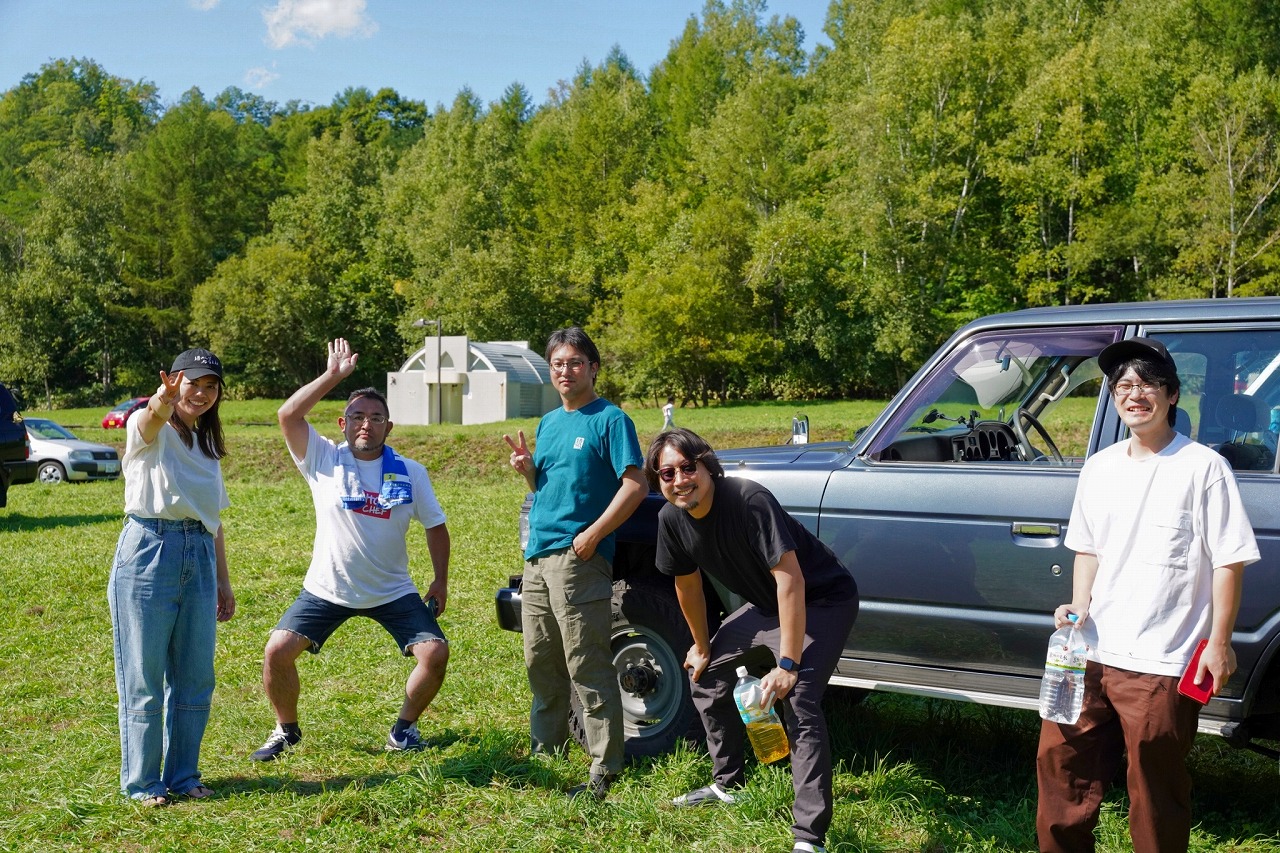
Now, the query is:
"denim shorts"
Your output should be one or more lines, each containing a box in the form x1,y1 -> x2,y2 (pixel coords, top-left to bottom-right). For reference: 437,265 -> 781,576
274,589 -> 445,655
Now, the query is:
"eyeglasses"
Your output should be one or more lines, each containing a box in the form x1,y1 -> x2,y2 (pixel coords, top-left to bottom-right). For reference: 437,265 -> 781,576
1112,381 -> 1162,397
657,461 -> 699,482
549,359 -> 588,374
345,413 -> 388,425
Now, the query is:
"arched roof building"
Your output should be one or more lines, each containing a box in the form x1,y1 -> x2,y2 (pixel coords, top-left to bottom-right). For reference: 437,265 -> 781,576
387,336 -> 560,425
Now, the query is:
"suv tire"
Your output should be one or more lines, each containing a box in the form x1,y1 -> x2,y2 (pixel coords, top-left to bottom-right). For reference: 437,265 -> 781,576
569,578 -> 705,759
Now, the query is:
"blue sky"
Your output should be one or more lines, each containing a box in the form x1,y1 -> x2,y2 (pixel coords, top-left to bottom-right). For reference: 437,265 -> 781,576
0,1 -> 832,110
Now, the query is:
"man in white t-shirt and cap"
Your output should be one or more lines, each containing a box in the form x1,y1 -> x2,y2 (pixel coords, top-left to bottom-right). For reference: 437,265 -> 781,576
250,338 -> 451,761
1036,336 -> 1259,852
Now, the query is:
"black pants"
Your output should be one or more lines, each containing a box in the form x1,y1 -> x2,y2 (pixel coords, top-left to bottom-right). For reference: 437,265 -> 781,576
691,594 -> 858,847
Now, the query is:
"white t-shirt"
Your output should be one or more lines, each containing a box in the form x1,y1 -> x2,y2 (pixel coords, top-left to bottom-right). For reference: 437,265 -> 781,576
122,409 -> 229,536
1065,432 -> 1260,676
295,425 -> 447,608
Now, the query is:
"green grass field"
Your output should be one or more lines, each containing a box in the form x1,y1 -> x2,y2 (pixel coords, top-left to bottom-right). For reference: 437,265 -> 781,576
2,401 -> 1278,851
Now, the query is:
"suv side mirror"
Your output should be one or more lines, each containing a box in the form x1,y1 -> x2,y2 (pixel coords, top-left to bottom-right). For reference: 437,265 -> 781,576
791,414 -> 809,445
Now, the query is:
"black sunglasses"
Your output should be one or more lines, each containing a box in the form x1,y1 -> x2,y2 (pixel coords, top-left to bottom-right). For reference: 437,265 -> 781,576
657,461 -> 699,483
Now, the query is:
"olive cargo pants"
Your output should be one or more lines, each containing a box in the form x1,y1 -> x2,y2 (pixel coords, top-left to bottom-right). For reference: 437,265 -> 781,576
522,548 -> 623,776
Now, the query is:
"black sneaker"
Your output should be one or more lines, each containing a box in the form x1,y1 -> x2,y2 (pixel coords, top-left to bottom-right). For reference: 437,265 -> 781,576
385,722 -> 426,752
568,771 -> 618,801
250,726 -> 301,762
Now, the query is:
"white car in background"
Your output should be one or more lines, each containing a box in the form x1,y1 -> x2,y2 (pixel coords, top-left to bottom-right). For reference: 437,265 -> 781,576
25,418 -> 120,484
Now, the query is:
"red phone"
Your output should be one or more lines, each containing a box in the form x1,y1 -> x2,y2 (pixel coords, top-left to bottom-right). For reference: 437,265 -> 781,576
1177,638 -> 1213,705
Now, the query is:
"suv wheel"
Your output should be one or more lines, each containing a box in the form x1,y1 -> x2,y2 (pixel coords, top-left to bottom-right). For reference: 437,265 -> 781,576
37,461 -> 67,484
570,578 -> 704,758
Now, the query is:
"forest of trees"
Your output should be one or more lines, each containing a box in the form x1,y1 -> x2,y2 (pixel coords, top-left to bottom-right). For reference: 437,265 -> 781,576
3,0 -> 1280,408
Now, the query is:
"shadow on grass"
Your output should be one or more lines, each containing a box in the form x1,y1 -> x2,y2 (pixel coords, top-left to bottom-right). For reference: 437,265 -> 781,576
211,772 -> 404,797
0,511 -> 120,531
347,727 -> 469,756
343,726 -> 577,793
430,728 -> 579,793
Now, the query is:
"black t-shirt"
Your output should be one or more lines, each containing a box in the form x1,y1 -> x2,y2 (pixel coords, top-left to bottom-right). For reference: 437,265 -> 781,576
655,476 -> 857,615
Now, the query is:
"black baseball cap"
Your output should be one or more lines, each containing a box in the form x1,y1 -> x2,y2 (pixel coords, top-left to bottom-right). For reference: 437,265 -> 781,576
1097,336 -> 1175,376
171,348 -> 223,381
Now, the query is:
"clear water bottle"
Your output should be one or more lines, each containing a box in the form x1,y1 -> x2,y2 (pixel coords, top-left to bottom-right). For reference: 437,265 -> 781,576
1039,614 -> 1089,724
732,666 -> 790,764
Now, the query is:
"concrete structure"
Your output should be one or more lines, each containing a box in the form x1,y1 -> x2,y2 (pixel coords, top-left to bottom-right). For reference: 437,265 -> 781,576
387,336 -> 560,426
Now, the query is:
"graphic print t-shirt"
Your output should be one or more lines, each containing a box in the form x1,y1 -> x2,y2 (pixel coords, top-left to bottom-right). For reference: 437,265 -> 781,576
296,425 -> 446,608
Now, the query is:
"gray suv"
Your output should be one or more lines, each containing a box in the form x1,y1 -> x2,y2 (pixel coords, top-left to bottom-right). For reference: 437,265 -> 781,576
496,297 -> 1280,759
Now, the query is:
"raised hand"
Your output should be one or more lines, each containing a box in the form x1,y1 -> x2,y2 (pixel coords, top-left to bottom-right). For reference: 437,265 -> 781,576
328,338 -> 359,378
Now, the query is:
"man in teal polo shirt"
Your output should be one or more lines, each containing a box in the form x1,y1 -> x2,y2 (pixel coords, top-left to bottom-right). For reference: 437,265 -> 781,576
503,326 -> 646,800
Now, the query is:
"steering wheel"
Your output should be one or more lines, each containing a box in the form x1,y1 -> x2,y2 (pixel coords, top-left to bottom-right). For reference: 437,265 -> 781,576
1012,407 -> 1064,465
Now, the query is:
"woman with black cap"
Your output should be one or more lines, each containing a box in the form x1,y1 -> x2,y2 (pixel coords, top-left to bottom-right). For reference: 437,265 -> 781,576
108,348 -> 235,806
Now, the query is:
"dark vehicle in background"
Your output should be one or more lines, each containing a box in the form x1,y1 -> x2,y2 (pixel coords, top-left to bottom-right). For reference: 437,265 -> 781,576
102,397 -> 148,429
0,382 -> 38,507
25,418 -> 121,484
496,297 -> 1280,760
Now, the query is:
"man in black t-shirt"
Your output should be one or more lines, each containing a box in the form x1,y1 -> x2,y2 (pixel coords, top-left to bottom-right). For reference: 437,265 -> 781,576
647,428 -> 858,853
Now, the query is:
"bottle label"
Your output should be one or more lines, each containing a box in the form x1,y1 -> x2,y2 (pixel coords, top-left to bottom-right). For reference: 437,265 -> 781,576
736,696 -> 765,724
1046,645 -> 1086,672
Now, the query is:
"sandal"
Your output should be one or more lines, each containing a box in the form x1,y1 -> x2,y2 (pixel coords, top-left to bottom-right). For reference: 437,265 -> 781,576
181,784 -> 215,800
140,794 -> 170,807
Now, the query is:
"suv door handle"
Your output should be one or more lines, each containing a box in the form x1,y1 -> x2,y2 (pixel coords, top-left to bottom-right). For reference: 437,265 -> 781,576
1012,521 -> 1060,537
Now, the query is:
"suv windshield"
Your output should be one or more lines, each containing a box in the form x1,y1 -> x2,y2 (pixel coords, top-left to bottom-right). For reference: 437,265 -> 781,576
870,326 -> 1121,465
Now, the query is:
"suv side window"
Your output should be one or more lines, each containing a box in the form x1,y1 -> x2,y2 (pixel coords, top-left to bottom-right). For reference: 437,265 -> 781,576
1154,328 -> 1280,474
868,326 -> 1122,467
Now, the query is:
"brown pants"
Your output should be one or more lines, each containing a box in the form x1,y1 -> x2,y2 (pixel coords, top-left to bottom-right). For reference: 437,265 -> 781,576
1036,661 -> 1201,853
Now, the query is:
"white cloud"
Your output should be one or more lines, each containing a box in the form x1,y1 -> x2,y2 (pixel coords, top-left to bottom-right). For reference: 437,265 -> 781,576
263,0 -> 378,49
189,0 -> 220,9
244,65 -> 280,89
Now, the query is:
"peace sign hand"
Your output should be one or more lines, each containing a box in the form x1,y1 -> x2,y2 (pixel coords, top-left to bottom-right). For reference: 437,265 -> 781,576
155,370 -> 183,407
503,430 -> 533,475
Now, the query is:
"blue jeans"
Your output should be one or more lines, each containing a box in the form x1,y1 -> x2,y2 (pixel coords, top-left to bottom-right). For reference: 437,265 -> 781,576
108,515 -> 217,799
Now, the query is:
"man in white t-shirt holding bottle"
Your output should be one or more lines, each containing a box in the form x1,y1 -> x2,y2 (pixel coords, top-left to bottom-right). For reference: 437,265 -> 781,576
250,338 -> 451,761
1037,337 -> 1259,852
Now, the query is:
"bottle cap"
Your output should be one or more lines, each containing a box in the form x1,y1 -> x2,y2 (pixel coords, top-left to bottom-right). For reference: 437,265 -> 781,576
1067,613 -> 1079,623
736,666 -> 749,678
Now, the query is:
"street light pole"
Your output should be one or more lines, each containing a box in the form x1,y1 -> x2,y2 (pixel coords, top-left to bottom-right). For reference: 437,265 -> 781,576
411,318 -> 443,424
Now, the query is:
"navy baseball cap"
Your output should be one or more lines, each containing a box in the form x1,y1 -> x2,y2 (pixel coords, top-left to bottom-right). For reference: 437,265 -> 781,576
171,348 -> 223,381
1097,337 -> 1175,376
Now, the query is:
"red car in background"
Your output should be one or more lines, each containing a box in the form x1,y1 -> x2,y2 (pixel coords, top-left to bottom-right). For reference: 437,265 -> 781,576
102,397 -> 149,429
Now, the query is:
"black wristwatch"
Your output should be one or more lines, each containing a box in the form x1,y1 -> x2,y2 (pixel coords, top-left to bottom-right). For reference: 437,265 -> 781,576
778,657 -> 799,672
